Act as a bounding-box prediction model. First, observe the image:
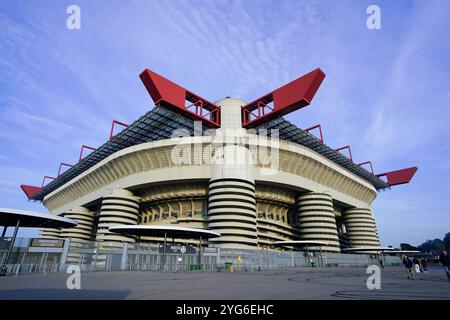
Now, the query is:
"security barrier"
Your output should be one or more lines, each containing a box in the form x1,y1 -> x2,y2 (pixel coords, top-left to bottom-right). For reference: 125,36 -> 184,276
1,237 -> 408,276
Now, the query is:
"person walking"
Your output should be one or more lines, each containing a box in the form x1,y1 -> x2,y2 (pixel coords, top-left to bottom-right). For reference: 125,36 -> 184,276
418,258 -> 424,273
413,257 -> 421,273
379,254 -> 384,269
438,251 -> 450,282
402,255 -> 414,280
421,258 -> 428,273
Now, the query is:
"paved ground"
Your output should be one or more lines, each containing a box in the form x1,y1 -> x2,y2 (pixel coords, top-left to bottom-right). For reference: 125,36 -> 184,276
0,266 -> 449,299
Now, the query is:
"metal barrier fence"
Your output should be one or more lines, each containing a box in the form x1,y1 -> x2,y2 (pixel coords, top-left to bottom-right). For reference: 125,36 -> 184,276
0,237 -> 406,276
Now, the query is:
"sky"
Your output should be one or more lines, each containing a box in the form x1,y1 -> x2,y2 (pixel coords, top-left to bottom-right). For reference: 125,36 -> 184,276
0,0 -> 449,247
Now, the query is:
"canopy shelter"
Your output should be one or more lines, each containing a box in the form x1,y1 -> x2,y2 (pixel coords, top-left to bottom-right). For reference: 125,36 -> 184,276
109,225 -> 221,270
341,246 -> 398,266
341,246 -> 396,253
272,240 -> 329,249
272,240 -> 329,267
384,250 -> 421,255
0,208 -> 77,269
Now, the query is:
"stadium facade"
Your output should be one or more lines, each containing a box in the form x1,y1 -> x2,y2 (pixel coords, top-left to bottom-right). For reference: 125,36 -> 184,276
20,68 -> 417,254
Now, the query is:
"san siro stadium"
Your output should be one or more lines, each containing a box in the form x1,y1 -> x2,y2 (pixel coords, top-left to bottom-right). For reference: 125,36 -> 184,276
19,68 -> 417,267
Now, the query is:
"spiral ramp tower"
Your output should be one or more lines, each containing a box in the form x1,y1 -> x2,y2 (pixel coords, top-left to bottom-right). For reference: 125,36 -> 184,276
342,207 -> 380,247
94,189 -> 140,266
296,192 -> 341,252
40,227 -> 61,239
59,206 -> 95,263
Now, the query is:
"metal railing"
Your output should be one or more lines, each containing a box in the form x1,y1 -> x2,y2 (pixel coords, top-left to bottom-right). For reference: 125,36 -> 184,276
1,237 -> 407,276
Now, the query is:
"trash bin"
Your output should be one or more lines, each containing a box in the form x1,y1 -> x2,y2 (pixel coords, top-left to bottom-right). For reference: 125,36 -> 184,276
225,262 -> 233,271
188,264 -> 203,272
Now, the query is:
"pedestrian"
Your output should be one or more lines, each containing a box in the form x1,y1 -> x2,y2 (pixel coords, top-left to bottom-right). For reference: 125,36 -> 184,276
418,258 -> 424,273
379,256 -> 384,269
421,258 -> 428,273
402,255 -> 414,280
413,257 -> 421,273
438,251 -> 450,282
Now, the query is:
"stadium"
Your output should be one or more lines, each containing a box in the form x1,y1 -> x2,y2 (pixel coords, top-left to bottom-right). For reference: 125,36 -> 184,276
19,67 -> 417,263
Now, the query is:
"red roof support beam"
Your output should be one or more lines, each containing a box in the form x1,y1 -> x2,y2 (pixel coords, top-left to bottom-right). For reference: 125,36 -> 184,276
358,161 -> 374,175
335,145 -> 353,162
139,69 -> 221,128
109,120 -> 129,140
79,145 -> 96,162
57,163 -> 73,177
20,185 -> 42,199
241,68 -> 326,128
376,166 -> 418,187
304,124 -> 324,143
41,176 -> 55,187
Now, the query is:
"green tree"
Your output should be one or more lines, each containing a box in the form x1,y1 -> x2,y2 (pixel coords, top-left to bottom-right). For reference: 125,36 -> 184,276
443,232 -> 450,250
400,243 -> 418,251
418,238 -> 444,252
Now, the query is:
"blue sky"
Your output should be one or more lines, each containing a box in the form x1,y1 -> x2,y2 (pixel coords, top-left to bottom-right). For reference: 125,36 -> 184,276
0,0 -> 449,246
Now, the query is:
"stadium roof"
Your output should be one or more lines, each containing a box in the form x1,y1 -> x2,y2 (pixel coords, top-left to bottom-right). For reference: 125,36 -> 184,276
24,106 -> 389,202
253,117 -> 390,190
26,107 -> 206,201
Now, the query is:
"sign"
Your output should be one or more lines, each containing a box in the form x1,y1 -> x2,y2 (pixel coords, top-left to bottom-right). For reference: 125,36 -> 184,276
30,238 -> 65,248
159,244 -> 196,254
203,247 -> 217,253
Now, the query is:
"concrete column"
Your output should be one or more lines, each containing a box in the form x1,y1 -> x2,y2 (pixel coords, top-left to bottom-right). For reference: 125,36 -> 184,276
60,206 -> 95,264
121,242 -> 128,271
59,239 -> 70,265
40,228 -> 61,239
342,207 -> 380,247
94,189 -> 140,268
95,189 -> 140,245
207,98 -> 257,249
296,192 -> 341,252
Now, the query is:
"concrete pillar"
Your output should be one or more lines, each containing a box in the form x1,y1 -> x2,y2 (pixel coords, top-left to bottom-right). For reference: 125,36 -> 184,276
296,192 -> 341,252
60,206 -> 95,264
59,239 -> 70,266
40,228 -> 61,239
95,188 -> 140,245
94,189 -> 139,268
121,242 -> 128,271
207,98 -> 257,249
342,207 -> 380,247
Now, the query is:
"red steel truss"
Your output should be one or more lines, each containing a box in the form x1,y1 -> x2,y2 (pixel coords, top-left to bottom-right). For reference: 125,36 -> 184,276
57,163 -> 73,177
41,176 -> 55,187
140,69 -> 220,128
335,145 -> 353,162
20,185 -> 42,199
109,120 -> 129,140
376,167 -> 418,186
358,161 -> 374,175
241,68 -> 326,128
304,124 -> 324,143
79,145 -> 96,162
